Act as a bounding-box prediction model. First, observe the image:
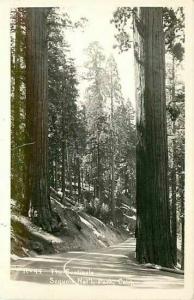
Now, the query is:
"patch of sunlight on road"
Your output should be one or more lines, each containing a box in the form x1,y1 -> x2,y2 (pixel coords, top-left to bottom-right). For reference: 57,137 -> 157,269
69,252 -> 128,258
14,257 -> 67,263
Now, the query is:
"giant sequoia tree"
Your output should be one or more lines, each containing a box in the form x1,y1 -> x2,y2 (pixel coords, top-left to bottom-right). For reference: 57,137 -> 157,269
111,5 -> 185,267
134,8 -> 173,267
25,8 -> 53,231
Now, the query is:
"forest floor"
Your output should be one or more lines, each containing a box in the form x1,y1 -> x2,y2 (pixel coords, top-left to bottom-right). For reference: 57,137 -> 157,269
11,197 -> 130,258
11,238 -> 184,289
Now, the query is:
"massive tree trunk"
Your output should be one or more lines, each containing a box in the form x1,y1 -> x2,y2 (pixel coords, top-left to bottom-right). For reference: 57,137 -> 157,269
12,10 -> 22,203
25,8 -> 53,232
134,8 -> 173,267
13,11 -> 21,147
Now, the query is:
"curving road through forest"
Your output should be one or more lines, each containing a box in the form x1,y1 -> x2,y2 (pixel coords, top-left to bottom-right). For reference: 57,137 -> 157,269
11,238 -> 184,289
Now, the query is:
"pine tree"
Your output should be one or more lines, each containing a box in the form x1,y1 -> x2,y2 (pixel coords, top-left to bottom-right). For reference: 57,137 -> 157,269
84,42 -> 107,207
164,7 -> 185,267
114,99 -> 136,209
105,55 -> 124,224
47,9 -> 79,202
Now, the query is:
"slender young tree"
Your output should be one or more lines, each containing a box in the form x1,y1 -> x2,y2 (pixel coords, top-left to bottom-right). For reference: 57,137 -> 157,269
105,55 -> 123,224
25,8 -> 53,231
134,8 -> 174,267
171,61 -> 177,265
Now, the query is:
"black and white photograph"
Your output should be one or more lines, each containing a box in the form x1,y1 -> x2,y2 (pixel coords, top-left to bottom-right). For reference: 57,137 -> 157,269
0,0 -> 194,299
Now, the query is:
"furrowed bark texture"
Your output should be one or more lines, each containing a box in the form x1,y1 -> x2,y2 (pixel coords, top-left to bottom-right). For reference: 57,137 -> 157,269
12,11 -> 22,204
134,8 -> 173,267
25,8 -> 53,232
